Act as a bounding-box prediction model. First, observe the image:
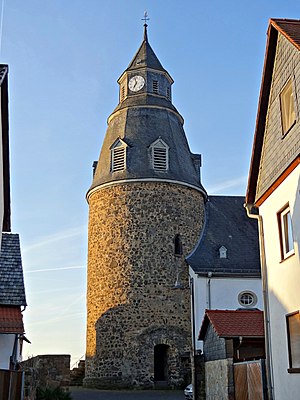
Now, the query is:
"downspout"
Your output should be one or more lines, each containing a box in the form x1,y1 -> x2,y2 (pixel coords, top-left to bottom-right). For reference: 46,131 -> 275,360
190,276 -> 198,399
244,203 -> 274,400
207,272 -> 212,309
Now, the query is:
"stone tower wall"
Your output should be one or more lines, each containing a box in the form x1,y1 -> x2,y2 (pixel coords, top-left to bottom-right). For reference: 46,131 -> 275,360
85,181 -> 205,388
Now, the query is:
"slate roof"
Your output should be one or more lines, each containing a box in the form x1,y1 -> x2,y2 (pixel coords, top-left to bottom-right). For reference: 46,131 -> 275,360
125,25 -> 167,74
0,233 -> 26,306
187,196 -> 260,276
0,305 -> 24,333
89,27 -> 206,196
199,309 -> 264,340
246,19 -> 300,204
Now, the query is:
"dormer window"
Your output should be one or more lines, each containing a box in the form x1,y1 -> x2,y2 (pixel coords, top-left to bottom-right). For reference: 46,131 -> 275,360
110,139 -> 127,172
219,246 -> 227,259
150,139 -> 169,171
152,80 -> 159,94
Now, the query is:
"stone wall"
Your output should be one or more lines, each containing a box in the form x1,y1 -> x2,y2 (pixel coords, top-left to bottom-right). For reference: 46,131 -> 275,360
85,181 -> 205,388
205,358 -> 234,400
203,323 -> 227,361
21,355 -> 70,399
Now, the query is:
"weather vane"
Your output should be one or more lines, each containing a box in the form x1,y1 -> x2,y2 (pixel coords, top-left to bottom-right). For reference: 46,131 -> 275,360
142,11 -> 149,26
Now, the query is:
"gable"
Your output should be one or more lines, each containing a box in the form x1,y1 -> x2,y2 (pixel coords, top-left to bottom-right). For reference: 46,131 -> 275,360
246,20 -> 300,206
255,32 -> 300,202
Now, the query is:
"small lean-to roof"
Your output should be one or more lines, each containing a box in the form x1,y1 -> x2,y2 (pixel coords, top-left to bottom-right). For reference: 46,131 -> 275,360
0,233 -> 26,306
199,309 -> 264,340
246,19 -> 300,205
0,305 -> 24,333
186,196 -> 260,276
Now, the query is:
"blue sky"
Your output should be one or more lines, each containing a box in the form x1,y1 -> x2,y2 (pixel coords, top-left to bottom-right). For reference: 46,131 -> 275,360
2,1 -> 300,365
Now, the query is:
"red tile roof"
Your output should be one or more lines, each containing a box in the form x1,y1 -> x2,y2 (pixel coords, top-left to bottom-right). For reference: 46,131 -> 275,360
0,305 -> 24,333
199,309 -> 264,340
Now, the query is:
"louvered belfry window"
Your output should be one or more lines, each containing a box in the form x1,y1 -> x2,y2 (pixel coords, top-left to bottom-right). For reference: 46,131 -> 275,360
152,80 -> 159,94
111,140 -> 126,172
150,139 -> 169,171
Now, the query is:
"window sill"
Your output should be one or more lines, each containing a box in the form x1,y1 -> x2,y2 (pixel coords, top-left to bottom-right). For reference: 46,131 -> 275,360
288,368 -> 300,374
280,251 -> 295,263
282,120 -> 296,138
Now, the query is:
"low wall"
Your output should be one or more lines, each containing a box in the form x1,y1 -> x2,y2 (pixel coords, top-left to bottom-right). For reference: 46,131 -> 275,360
205,358 -> 234,400
21,354 -> 70,399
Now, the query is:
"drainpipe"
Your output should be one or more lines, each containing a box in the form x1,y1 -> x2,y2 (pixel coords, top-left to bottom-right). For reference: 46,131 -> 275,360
190,276 -> 198,400
244,203 -> 274,400
207,272 -> 212,309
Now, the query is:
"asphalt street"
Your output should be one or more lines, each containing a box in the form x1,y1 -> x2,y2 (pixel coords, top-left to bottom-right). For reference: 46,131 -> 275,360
69,387 -> 184,400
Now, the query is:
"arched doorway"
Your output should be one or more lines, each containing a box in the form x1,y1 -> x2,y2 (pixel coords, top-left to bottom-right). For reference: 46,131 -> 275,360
154,344 -> 169,382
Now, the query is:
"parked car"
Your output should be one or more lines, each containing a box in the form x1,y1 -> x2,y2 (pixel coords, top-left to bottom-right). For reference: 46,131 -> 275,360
184,383 -> 193,399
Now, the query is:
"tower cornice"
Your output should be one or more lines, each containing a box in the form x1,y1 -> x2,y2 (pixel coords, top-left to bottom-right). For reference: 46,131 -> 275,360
86,178 -> 207,203
107,103 -> 184,125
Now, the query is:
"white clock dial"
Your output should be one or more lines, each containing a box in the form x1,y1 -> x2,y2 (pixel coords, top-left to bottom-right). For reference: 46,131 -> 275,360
128,75 -> 145,92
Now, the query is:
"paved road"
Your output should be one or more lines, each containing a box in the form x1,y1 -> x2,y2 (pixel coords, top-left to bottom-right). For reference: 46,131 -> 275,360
70,387 -> 184,400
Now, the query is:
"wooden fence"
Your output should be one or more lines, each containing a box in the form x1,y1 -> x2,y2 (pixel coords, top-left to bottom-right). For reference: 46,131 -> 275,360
0,369 -> 24,400
234,360 -> 267,400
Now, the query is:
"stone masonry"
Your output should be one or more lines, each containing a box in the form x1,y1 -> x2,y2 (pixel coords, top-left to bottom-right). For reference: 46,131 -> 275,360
85,181 -> 204,388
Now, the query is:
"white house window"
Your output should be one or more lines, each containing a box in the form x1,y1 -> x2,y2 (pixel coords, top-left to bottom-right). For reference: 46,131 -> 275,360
110,139 -> 127,172
278,205 -> 294,260
286,311 -> 300,371
150,139 -> 169,171
219,246 -> 227,259
152,80 -> 159,94
238,291 -> 257,308
280,79 -> 296,134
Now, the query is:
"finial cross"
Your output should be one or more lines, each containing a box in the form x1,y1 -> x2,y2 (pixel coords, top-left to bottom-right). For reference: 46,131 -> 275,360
142,11 -> 149,25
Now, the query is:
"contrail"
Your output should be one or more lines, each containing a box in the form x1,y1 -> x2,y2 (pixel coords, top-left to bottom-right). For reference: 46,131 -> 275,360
24,265 -> 85,274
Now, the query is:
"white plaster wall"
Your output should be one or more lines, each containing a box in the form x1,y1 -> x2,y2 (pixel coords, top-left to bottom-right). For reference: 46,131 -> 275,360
259,165 -> 300,399
0,334 -> 14,369
189,268 -> 263,351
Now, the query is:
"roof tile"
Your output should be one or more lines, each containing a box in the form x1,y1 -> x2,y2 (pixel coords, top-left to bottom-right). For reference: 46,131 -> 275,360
0,305 -> 24,333
199,309 -> 264,340
0,233 -> 26,306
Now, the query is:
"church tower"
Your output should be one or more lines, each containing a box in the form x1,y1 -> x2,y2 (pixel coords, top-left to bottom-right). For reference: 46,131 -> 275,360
85,23 -> 206,389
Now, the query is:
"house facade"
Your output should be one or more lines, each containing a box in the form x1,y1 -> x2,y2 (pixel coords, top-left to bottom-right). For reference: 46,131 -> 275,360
0,65 -> 27,372
187,196 -> 262,354
246,19 -> 300,400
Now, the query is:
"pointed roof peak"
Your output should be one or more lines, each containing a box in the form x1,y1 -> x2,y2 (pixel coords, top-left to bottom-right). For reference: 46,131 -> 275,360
144,23 -> 148,42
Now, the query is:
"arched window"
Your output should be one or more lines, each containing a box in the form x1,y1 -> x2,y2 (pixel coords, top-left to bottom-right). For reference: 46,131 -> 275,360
149,138 -> 169,171
110,138 -> 127,172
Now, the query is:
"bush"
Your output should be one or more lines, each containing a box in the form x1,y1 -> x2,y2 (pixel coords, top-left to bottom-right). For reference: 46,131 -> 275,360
36,386 -> 72,400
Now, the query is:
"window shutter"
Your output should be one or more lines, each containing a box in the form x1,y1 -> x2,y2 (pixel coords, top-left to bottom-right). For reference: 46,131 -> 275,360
112,146 -> 126,172
153,147 -> 167,170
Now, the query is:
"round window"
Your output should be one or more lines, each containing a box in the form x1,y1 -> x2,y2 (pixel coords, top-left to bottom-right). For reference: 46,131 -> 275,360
238,291 -> 257,307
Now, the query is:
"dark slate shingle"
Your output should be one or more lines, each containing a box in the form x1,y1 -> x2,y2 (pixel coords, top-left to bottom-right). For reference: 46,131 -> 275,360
187,196 -> 260,276
0,233 -> 27,306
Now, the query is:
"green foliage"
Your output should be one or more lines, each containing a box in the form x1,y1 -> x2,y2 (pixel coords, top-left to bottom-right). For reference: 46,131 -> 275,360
36,386 -> 72,400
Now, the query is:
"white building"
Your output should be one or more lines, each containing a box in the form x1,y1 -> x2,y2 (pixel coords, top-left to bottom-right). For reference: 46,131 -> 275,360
187,195 -> 263,353
246,18 -> 300,400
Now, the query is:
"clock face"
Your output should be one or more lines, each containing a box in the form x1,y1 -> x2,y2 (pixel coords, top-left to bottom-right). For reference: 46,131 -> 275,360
128,75 -> 145,92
